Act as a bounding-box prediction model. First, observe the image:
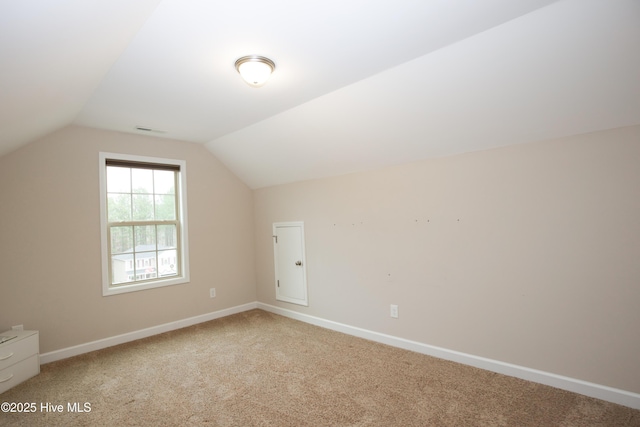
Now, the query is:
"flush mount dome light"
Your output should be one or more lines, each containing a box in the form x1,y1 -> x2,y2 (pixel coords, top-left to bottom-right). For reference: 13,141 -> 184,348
235,55 -> 275,87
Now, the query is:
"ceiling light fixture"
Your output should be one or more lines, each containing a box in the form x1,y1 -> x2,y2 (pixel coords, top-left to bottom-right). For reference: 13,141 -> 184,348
235,55 -> 275,88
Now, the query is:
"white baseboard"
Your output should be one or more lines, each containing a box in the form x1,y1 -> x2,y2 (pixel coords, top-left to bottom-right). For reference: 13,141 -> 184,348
39,302 -> 258,365
257,302 -> 640,410
39,300 -> 640,410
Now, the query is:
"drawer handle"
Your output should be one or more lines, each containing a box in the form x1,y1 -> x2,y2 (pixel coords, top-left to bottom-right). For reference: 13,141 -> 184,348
0,352 -> 14,361
0,373 -> 14,383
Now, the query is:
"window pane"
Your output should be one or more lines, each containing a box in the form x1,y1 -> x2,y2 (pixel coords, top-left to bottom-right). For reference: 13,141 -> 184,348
137,251 -> 158,279
155,195 -> 176,220
132,195 -> 154,220
110,226 -> 133,254
131,168 -> 153,194
158,249 -> 177,277
134,225 -> 156,249
111,254 -> 134,285
154,170 -> 175,195
108,194 -> 132,222
157,225 -> 177,249
107,166 -> 131,193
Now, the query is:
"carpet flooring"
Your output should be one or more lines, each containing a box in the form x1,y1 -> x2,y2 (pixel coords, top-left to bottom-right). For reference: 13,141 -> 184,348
1,309 -> 638,426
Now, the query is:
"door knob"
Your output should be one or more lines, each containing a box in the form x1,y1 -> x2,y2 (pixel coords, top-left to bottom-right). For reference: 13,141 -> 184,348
295,260 -> 302,266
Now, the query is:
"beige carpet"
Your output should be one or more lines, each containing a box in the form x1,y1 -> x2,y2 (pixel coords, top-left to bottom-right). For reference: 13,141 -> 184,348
1,309 -> 638,426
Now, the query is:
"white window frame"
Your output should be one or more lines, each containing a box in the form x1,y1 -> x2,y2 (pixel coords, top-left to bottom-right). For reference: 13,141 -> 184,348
99,152 -> 190,296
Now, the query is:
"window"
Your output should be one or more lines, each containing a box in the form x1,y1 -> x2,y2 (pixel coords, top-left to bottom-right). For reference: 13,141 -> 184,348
99,153 -> 189,296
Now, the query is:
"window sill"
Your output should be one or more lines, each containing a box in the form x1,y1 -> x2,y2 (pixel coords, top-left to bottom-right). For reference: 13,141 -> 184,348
102,275 -> 190,296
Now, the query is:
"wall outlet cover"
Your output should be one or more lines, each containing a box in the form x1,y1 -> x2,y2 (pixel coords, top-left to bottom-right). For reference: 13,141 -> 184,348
390,305 -> 399,319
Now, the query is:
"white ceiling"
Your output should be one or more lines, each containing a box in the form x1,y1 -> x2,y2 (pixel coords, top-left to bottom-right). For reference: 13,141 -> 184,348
1,0 -> 639,188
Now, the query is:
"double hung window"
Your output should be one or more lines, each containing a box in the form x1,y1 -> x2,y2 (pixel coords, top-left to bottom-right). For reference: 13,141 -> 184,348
99,153 -> 189,296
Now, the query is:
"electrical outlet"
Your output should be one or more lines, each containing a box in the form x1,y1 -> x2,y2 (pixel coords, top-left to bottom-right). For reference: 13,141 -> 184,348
390,305 -> 399,319
12,324 -> 24,331
209,288 -> 216,298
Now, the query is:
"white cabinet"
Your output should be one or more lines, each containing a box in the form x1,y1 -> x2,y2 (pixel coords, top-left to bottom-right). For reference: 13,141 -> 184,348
0,330 -> 39,394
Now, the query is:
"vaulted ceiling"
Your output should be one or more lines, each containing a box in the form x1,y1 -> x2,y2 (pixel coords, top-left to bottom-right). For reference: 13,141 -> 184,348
1,0 -> 639,188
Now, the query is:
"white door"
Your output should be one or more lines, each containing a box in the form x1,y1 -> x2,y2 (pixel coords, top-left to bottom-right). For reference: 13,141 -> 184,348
273,222 -> 308,306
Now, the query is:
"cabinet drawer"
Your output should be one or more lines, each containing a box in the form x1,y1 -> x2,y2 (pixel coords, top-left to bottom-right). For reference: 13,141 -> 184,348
0,334 -> 39,371
0,354 -> 40,394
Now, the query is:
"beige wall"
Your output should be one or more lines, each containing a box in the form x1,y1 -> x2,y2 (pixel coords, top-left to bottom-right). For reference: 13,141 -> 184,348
2,123 -> 638,394
254,125 -> 640,393
0,126 -> 256,353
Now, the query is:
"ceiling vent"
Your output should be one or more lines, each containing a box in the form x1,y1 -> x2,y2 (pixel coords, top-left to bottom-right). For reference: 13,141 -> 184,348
135,126 -> 166,134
